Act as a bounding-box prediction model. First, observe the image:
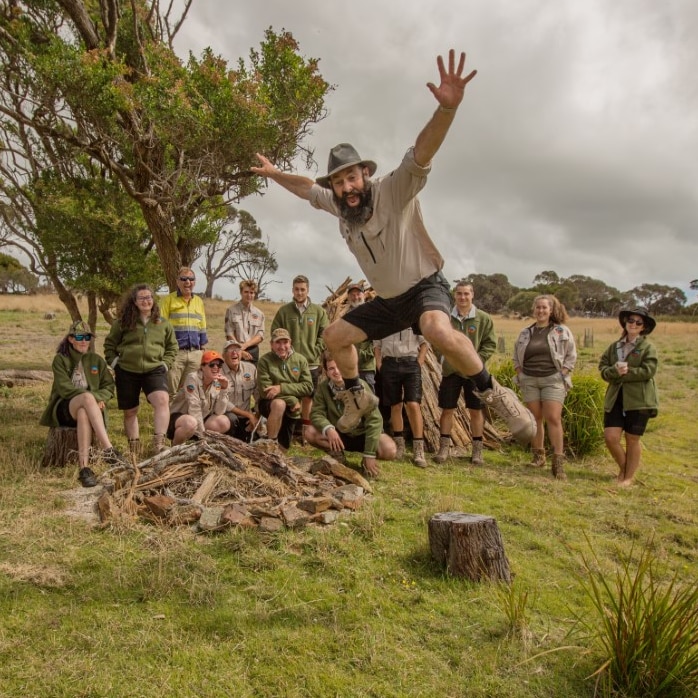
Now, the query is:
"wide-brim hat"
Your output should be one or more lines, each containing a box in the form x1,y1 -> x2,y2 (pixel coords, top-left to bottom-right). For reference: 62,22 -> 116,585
316,143 -> 377,189
618,307 -> 656,334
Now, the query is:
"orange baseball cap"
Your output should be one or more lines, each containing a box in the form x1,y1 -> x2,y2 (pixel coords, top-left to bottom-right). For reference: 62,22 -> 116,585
201,350 -> 224,365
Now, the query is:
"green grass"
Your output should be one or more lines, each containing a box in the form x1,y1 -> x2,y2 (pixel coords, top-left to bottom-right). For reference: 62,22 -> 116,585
1,300 -> 697,696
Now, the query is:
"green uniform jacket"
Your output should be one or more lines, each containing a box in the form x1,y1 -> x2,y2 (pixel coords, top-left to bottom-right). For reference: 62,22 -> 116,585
257,350 -> 313,412
271,302 -> 329,368
40,349 -> 115,427
103,318 -> 178,373
442,308 -> 496,377
356,339 -> 376,372
599,337 -> 659,413
311,378 -> 382,456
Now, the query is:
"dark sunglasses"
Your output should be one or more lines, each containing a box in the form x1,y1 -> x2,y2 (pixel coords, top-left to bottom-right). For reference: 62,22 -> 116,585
206,361 -> 224,369
179,276 -> 196,282
626,318 -> 644,326
72,334 -> 92,341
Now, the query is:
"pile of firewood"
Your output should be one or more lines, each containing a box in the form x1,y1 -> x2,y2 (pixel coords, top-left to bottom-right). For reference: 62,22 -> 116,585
322,280 -> 505,453
96,433 -> 372,531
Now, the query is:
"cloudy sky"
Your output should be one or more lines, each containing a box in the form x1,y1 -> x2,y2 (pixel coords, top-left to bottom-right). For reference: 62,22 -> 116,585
177,0 -> 697,303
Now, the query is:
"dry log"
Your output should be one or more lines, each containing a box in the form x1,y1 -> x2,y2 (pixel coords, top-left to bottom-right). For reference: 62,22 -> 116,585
41,427 -> 80,468
191,469 -> 223,504
428,512 -> 511,583
0,369 -> 53,385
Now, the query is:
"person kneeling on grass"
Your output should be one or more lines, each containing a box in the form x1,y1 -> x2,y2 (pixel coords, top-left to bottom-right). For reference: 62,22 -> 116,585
40,320 -> 126,488
304,351 -> 396,477
167,351 -> 231,445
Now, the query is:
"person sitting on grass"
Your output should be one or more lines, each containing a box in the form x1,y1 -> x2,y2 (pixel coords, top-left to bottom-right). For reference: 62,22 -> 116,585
167,351 -> 231,445
304,351 -> 396,477
40,320 -> 126,488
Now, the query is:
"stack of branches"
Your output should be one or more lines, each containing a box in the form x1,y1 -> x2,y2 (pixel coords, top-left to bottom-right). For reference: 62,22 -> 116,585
96,433 -> 372,530
322,279 -> 505,453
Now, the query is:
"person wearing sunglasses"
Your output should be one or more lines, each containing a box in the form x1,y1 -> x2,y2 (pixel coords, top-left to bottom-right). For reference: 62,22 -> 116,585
599,307 -> 659,486
104,284 -> 178,459
160,266 -> 208,398
40,320 -> 125,487
167,351 -> 231,445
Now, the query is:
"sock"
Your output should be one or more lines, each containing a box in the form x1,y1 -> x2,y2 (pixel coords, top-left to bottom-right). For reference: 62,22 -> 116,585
473,436 -> 483,442
440,434 -> 451,440
393,430 -> 404,438
343,376 -> 360,390
468,368 -> 492,392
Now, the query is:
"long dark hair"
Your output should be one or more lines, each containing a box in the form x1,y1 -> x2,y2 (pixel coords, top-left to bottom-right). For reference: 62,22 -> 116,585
118,284 -> 161,330
56,335 -> 72,357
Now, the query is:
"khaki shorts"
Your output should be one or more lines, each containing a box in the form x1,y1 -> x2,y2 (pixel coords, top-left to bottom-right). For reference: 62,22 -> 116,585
518,373 -> 567,404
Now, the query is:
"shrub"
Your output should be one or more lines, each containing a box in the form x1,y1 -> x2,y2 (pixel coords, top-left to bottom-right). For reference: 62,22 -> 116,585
578,538 -> 698,697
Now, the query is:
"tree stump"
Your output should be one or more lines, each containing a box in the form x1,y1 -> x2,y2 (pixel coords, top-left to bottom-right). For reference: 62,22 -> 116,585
428,512 -> 511,582
41,427 -> 80,468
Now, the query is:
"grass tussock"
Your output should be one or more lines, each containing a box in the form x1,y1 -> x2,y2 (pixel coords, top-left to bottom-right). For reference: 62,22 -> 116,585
579,536 -> 698,697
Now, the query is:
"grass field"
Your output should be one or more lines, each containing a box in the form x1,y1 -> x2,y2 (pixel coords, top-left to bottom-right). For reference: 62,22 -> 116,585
1,294 -> 696,697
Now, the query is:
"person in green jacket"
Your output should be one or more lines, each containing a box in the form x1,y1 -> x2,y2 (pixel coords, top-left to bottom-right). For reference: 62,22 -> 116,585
599,307 -> 659,487
40,320 -> 123,487
256,328 -> 313,449
271,275 -> 329,424
305,351 -> 396,477
104,284 -> 178,458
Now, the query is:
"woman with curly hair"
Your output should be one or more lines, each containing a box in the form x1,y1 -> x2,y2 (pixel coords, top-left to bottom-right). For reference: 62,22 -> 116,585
40,320 -> 123,487
513,294 -> 577,479
104,284 -> 178,458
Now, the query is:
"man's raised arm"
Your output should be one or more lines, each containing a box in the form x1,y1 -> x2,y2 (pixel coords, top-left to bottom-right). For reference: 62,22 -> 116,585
413,50 -> 477,168
251,154 -> 315,201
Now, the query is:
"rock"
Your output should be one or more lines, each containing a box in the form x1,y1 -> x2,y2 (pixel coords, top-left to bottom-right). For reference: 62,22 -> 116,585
331,484 -> 364,510
280,504 -> 310,529
143,494 -> 177,518
297,496 -> 333,514
220,503 -> 256,528
198,506 -> 226,531
167,503 -> 202,525
310,510 -> 340,525
259,516 -> 283,533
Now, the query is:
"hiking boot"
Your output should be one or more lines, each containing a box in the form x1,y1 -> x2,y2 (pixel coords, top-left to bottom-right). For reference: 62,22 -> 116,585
78,467 -> 98,488
433,436 -> 451,464
394,435 -> 406,460
336,385 -> 379,432
552,453 -> 567,480
101,447 -> 128,466
474,377 -> 536,446
528,448 -> 546,468
413,439 -> 428,469
151,433 -> 167,455
471,440 -> 484,466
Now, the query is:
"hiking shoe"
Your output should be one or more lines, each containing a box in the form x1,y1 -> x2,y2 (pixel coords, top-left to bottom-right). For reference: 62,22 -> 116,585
394,435 -> 406,460
78,467 -> 98,488
433,436 -> 451,464
336,385 -> 379,432
528,448 -> 546,468
471,440 -> 484,466
412,439 -> 428,469
552,454 -> 568,481
474,378 -> 536,446
101,447 -> 128,466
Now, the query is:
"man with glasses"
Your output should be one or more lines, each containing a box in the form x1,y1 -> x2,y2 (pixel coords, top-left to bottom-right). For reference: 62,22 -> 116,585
160,266 -> 208,398
221,339 -> 260,442
167,351 -> 231,445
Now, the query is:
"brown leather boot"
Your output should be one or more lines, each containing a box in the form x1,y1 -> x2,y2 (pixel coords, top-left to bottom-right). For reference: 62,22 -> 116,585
394,435 -> 406,460
471,440 -> 484,466
412,439 -> 427,469
552,453 -> 567,480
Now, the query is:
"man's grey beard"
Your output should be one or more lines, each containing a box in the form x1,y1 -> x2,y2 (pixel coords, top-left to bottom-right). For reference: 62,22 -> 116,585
335,179 -> 373,225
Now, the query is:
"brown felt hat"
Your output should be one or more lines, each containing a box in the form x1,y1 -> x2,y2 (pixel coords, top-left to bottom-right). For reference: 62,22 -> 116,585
316,143 -> 377,189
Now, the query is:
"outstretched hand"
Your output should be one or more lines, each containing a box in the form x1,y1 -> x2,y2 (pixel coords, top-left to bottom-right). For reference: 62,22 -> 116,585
426,49 -> 477,110
251,153 -> 277,178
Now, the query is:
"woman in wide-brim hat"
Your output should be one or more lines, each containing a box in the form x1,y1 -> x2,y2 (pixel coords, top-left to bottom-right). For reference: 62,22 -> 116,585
598,307 -> 659,486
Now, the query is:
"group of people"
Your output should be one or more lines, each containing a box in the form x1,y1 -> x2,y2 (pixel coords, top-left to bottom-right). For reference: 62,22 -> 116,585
41,49 -> 659,489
